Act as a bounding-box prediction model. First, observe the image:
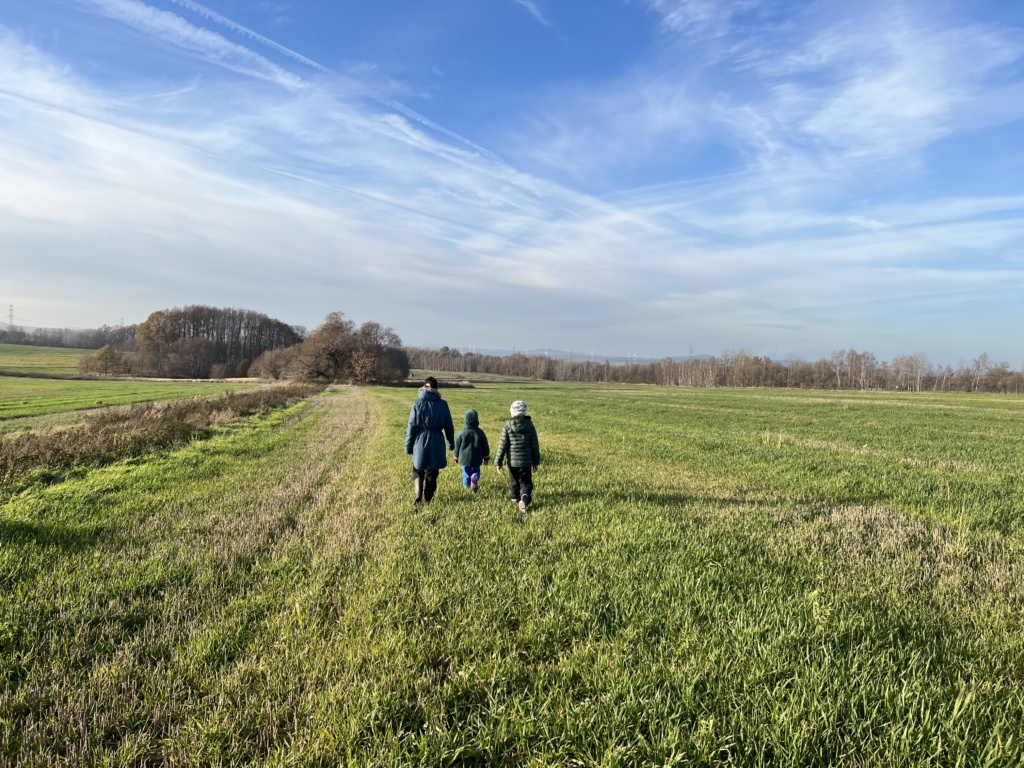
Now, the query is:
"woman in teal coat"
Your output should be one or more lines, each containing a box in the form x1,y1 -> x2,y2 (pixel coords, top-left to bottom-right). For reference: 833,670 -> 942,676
404,376 -> 455,503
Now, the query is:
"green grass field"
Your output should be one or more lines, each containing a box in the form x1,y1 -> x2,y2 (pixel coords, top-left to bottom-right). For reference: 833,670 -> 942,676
2,381 -> 1024,764
0,343 -> 92,375
0,376 -> 260,434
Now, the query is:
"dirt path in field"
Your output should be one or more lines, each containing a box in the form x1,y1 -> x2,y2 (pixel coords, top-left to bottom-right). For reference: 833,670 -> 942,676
137,384 -> 383,559
1,385 -> 390,763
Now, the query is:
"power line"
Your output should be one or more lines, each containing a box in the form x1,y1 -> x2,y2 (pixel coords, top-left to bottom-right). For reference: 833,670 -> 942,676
14,317 -> 70,329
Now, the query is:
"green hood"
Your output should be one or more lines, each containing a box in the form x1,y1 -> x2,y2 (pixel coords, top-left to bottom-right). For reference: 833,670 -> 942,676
463,409 -> 479,428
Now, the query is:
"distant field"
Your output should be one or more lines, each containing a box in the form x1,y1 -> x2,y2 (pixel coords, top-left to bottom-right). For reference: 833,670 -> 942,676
0,342 -> 93,375
411,368 -> 537,384
2,382 -> 1024,764
0,375 -> 259,427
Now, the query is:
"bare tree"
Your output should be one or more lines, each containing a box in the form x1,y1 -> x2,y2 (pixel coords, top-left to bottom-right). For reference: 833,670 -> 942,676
971,353 -> 990,392
910,352 -> 929,392
352,321 -> 409,384
289,312 -> 357,382
829,349 -> 848,389
286,314 -> 409,384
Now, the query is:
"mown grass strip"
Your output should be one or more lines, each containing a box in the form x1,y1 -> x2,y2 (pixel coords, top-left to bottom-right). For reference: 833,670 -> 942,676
1,387 -> 373,764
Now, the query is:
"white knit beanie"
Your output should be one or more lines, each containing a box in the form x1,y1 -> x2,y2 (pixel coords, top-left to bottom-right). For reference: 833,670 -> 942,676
510,400 -> 527,417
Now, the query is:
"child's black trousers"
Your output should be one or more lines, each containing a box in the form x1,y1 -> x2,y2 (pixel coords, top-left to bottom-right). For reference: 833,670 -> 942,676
508,466 -> 533,504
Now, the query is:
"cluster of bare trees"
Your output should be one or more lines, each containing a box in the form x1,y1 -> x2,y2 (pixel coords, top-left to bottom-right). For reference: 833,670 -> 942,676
134,305 -> 305,377
406,346 -> 1024,393
1,324 -> 136,349
407,347 -> 661,384
74,308 -> 409,384
697,349 -> 1020,392
406,347 -> 642,382
76,305 -> 303,378
250,313 -> 409,384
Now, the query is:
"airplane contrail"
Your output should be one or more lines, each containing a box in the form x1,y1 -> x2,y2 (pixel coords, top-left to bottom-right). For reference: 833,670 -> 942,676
81,0 -> 306,90
166,0 -> 503,162
166,0 -> 334,74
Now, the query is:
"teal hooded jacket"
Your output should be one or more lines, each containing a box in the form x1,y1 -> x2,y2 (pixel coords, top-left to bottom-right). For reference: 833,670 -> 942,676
405,387 -> 455,470
453,409 -> 491,467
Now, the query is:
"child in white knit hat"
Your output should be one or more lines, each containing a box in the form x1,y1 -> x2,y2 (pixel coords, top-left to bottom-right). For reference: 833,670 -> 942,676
494,400 -> 541,515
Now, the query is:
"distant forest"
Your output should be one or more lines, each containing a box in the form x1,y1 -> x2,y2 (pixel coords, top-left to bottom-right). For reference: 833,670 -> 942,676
69,306 -> 409,383
0,324 -> 136,350
406,347 -> 1024,394
72,306 -> 304,379
5,313 -> 1021,392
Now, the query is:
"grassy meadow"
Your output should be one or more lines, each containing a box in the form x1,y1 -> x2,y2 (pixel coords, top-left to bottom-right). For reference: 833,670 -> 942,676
0,343 -> 92,375
2,379 -> 1024,764
0,377 -> 260,435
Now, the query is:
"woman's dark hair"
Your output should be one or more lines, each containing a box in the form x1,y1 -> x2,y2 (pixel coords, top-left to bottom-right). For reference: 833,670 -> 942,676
424,376 -> 439,389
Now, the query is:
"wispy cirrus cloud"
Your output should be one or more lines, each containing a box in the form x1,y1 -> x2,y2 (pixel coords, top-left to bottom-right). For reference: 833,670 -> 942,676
743,11 -> 1024,164
255,2 -> 293,29
505,71 -> 709,189
78,0 -> 307,90
641,0 -> 759,37
166,0 -> 330,73
0,26 -> 642,318
520,1 -> 1024,190
78,0 -> 505,167
3,0 -> 1024,360
513,0 -> 553,28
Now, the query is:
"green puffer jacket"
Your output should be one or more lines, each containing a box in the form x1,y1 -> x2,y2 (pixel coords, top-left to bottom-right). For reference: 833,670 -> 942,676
454,409 -> 491,467
495,415 -> 541,468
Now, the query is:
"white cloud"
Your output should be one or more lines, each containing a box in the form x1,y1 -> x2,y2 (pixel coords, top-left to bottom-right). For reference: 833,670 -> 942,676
167,0 -> 328,73
505,71 -> 708,188
576,3 -> 1024,181
786,16 -> 1023,162
0,30 -> 639,312
2,3 -> 1023,361
147,0 -> 502,162
512,0 -> 553,28
642,0 -> 757,37
78,0 -> 307,90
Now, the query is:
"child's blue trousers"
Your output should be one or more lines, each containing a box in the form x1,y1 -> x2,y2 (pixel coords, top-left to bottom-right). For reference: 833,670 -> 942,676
461,465 -> 481,487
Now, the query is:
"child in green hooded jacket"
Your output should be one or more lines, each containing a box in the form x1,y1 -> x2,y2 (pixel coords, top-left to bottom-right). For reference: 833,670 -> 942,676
453,409 -> 490,493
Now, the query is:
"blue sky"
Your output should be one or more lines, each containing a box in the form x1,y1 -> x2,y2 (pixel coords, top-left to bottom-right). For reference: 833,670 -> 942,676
1,0 -> 1022,362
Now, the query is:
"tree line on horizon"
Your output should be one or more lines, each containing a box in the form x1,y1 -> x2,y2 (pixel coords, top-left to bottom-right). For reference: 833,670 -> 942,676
9,308 -> 1019,392
76,306 -> 303,378
74,306 -> 409,384
0,323 -> 137,350
406,346 -> 1024,394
